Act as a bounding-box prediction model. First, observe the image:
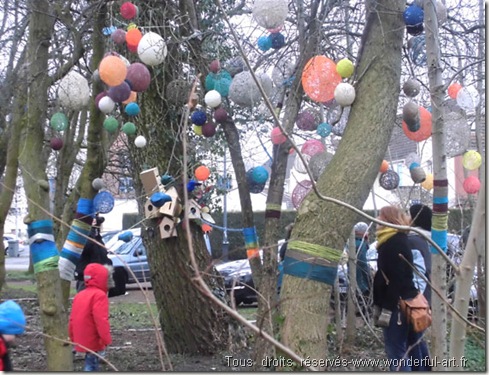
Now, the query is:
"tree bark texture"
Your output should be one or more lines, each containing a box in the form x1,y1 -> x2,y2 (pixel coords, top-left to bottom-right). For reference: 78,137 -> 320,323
279,0 -> 405,366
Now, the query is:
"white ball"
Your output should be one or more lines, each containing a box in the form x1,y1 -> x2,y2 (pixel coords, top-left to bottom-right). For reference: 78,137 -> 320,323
456,86 -> 480,111
252,0 -> 289,29
134,135 -> 147,148
228,71 -> 273,107
98,96 -> 115,114
334,82 -> 356,107
58,71 -> 90,110
92,178 -> 105,191
138,32 -> 167,66
204,90 -> 222,108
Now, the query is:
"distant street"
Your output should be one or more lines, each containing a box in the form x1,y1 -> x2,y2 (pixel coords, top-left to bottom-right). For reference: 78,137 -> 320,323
5,244 -> 29,271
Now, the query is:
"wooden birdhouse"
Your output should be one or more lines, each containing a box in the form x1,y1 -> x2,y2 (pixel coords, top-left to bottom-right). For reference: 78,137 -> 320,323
140,168 -> 161,196
144,198 -> 163,219
158,186 -> 182,217
159,216 -> 177,239
186,199 -> 202,220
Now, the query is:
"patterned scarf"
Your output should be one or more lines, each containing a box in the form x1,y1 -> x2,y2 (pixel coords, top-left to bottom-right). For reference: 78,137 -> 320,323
376,227 -> 398,247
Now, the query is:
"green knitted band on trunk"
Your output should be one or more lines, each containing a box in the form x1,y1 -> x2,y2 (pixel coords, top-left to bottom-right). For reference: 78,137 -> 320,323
432,214 -> 448,231
288,240 -> 342,262
34,256 -> 60,274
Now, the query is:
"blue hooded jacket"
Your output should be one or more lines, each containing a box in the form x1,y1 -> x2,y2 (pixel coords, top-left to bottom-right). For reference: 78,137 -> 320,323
0,300 -> 26,335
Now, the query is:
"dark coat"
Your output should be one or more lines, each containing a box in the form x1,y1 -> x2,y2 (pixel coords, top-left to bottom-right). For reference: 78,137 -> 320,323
75,230 -> 111,282
373,232 -> 418,311
408,231 -> 432,304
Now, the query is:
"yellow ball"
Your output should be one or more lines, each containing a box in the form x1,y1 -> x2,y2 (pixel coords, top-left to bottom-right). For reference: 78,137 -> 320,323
462,150 -> 482,170
193,125 -> 203,135
336,58 -> 355,78
421,173 -> 433,191
127,23 -> 138,31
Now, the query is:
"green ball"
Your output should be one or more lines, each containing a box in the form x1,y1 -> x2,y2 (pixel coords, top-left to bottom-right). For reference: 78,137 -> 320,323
50,112 -> 69,131
336,58 -> 355,78
103,116 -> 119,133
122,122 -> 137,135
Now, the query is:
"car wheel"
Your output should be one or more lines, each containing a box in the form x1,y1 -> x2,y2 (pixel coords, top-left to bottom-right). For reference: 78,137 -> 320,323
109,267 -> 127,298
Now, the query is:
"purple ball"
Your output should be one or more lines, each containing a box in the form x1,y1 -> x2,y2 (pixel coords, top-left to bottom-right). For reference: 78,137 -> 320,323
94,91 -> 107,108
108,81 -> 131,103
111,29 -> 126,45
213,107 -> 228,123
50,137 -> 63,150
126,63 -> 151,92
296,111 -> 317,131
202,122 -> 216,138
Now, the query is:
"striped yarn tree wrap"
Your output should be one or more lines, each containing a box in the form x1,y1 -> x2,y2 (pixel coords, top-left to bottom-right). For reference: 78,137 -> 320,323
27,220 -> 59,274
58,219 -> 92,281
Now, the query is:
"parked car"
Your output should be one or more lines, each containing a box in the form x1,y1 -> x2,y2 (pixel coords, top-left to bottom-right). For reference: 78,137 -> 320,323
107,228 -> 151,296
215,259 -> 256,306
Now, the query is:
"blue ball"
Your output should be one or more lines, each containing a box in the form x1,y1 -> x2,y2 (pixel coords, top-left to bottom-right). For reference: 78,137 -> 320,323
161,174 -> 174,186
409,162 -> 420,170
403,5 -> 424,27
125,102 -> 140,116
270,33 -> 285,49
257,35 -> 272,51
93,191 -> 114,214
251,166 -> 269,184
150,192 -> 172,207
317,122 -> 332,138
191,110 -> 207,126
118,231 -> 133,242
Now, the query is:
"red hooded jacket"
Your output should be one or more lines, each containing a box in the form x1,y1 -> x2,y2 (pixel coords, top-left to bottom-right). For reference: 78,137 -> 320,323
69,263 -> 112,352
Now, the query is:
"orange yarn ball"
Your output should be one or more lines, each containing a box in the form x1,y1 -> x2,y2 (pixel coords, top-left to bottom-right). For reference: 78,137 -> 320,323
448,83 -> 462,99
402,106 -> 432,142
201,223 -> 212,233
195,166 -> 210,181
99,56 -> 127,86
302,56 -> 341,103
379,160 -> 389,173
122,91 -> 137,104
126,28 -> 142,48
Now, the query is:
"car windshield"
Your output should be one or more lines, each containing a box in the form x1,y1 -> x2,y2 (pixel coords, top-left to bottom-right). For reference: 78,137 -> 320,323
110,237 -> 142,255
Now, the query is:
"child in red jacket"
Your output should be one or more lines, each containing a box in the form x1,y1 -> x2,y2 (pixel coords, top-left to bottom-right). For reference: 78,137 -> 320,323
0,300 -> 26,371
69,263 -> 112,371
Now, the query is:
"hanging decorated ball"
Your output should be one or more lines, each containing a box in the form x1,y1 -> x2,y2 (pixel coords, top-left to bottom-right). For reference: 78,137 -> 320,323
111,29 -> 126,44
445,111 -> 470,158
421,173 -> 433,191
120,2 -> 137,20
193,125 -> 203,135
410,165 -> 426,183
271,59 -> 295,86
294,153 -> 311,174
447,82 -> 462,99
462,150 -> 482,170
195,166 -> 211,181
191,110 -> 207,125
122,122 -> 137,135
137,32 -> 167,66
403,79 -> 421,97
408,35 -> 426,66
334,82 -> 356,107
124,102 -> 140,116
402,101 -> 420,132
202,122 -> 217,137
98,96 -> 116,114
134,135 -> 147,148
150,191 -> 172,207
224,56 -> 246,77
213,107 -> 228,123
50,112 -> 69,131
125,63 -> 151,92
209,60 -> 221,73
103,116 -> 119,133
246,169 -> 266,194
92,178 -> 105,191
58,71 -> 90,110
403,4 -> 424,27
402,106 -> 432,142
252,0 -> 288,29
296,110 -> 317,131
204,90 -> 222,108
302,56 -> 341,103
379,160 -> 389,173
463,176 -> 481,194
316,122 -> 332,138
269,32 -> 285,49
456,86 -> 480,111
99,55 -> 127,87
257,35 -> 272,51
108,81 -> 132,103
205,71 -> 232,97
50,137 -> 63,151
251,166 -> 269,184
161,174 -> 174,186
379,170 -> 400,190
126,28 -> 143,50
301,139 -> 326,157
271,126 -> 287,145
336,58 -> 354,78
103,26 -> 117,36
122,91 -> 137,105
291,180 -> 313,209
228,71 -> 272,107
309,152 -> 333,181
94,91 -> 107,108
93,191 -> 115,214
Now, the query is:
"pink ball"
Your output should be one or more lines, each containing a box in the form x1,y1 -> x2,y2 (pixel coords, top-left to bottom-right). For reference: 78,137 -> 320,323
120,2 -> 137,20
463,176 -> 481,194
50,137 -> 63,150
271,127 -> 287,145
202,122 -> 216,137
301,139 -> 325,156
111,29 -> 126,45
126,63 -> 151,92
209,60 -> 221,74
213,107 -> 228,123
291,180 -> 313,209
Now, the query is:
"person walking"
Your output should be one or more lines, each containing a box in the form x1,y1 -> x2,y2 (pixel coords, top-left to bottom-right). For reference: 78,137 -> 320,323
0,300 -> 26,371
372,206 -> 420,371
69,263 -> 112,371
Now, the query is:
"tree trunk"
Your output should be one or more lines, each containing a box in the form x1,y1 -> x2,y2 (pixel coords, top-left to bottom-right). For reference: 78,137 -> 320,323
424,0 -> 449,367
19,0 -> 73,370
279,0 -> 405,366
